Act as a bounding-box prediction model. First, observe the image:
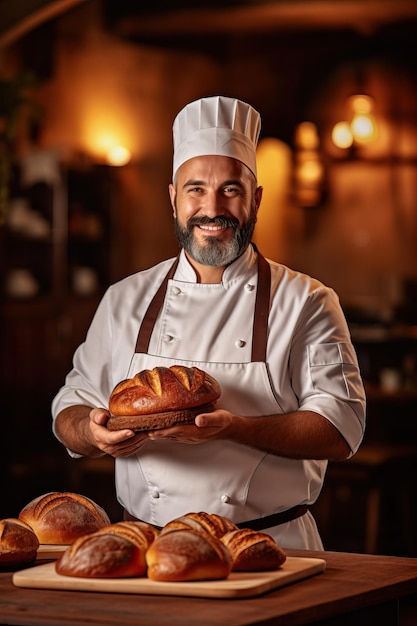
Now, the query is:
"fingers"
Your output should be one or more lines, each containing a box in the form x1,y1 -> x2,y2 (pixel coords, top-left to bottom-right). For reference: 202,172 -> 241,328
195,409 -> 224,428
88,408 -> 138,455
101,431 -> 149,457
195,409 -> 234,433
90,407 -> 111,426
195,414 -> 208,427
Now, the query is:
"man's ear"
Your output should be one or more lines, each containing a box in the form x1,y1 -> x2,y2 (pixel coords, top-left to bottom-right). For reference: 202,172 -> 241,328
168,183 -> 177,217
255,185 -> 263,213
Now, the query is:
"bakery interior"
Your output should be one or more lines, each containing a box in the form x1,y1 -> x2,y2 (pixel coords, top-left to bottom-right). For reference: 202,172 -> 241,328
1,0 -> 417,560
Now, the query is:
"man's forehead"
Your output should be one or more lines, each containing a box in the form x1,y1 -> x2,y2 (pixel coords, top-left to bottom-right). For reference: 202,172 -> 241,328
178,155 -> 250,181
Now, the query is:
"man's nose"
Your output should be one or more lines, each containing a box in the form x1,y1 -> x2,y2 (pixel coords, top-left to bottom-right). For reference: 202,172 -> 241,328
202,191 -> 225,217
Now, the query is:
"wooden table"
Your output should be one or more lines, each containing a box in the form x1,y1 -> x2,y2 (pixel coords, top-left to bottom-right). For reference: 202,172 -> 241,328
1,549 -> 417,625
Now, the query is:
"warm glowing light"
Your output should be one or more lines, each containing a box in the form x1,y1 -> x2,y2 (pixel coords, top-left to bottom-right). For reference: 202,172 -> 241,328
81,112 -> 134,163
331,94 -> 377,149
107,145 -> 131,166
351,113 -> 377,143
294,122 -> 319,150
331,121 -> 353,149
295,156 -> 323,184
348,94 -> 374,114
293,124 -> 324,207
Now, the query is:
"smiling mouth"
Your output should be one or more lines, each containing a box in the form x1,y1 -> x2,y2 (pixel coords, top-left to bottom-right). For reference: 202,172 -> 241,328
197,223 -> 228,232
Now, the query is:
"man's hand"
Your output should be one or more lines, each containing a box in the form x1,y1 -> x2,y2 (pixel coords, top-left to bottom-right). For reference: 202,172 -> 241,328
88,408 -> 150,457
147,409 -> 234,444
54,404 -> 149,458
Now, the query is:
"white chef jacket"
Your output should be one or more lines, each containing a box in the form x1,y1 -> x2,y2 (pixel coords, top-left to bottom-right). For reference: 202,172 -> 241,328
52,245 -> 366,550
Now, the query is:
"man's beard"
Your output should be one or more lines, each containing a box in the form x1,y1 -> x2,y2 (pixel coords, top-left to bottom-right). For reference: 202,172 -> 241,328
174,211 -> 257,267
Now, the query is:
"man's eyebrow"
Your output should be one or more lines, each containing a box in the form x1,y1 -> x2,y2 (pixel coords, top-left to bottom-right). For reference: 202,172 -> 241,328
182,178 -> 243,188
183,179 -> 205,187
222,179 -> 243,187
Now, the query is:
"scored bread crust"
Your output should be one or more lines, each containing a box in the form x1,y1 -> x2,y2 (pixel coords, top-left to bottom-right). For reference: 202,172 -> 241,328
109,366 -> 221,415
55,521 -> 158,578
146,528 -> 232,582
161,512 -> 238,539
18,492 -> 111,544
221,528 -> 287,571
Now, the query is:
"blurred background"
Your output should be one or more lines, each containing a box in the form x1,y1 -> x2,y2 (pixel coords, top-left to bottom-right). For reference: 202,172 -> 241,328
1,0 -> 417,557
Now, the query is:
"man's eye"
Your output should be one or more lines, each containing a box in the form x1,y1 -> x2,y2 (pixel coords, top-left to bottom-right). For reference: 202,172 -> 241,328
224,187 -> 238,194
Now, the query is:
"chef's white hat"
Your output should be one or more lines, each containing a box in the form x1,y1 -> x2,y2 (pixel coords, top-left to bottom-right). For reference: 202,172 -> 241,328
172,95 -> 261,181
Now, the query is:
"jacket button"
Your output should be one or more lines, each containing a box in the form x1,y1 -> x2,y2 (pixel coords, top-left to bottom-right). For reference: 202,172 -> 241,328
245,283 -> 255,292
221,494 -> 231,503
171,286 -> 181,295
151,490 -> 160,499
235,339 -> 246,348
163,334 -> 174,342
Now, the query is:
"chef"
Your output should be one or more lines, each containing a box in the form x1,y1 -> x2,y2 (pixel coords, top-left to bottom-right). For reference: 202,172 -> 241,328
52,95 -> 366,550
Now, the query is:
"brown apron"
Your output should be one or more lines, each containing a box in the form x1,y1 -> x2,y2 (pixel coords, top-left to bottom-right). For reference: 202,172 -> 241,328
124,248 -> 308,531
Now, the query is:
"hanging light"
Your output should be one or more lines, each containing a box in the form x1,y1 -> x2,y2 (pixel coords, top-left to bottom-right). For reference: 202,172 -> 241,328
331,94 -> 377,149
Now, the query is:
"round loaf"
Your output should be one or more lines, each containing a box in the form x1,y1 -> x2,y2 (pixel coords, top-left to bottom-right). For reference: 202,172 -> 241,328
107,365 -> 221,431
161,512 -> 238,539
0,518 -> 39,568
221,528 -> 287,571
55,521 -> 157,578
18,492 -> 111,544
146,528 -> 232,582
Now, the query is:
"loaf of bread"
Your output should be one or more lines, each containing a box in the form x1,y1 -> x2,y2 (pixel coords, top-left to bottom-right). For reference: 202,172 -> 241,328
221,528 -> 287,571
0,518 -> 39,568
49,507 -> 286,580
107,365 -> 221,431
146,527 -> 232,582
18,492 -> 111,544
161,512 -> 238,539
55,521 -> 158,578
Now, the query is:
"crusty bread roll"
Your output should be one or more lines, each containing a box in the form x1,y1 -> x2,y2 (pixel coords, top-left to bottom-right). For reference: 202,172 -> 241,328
221,528 -> 287,571
55,521 -> 158,578
112,520 -> 160,546
146,528 -> 232,582
18,492 -> 111,544
0,518 -> 39,568
161,512 -> 238,539
107,365 -> 221,431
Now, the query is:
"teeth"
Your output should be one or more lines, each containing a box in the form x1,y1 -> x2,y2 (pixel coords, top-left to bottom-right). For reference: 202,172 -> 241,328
199,225 -> 223,231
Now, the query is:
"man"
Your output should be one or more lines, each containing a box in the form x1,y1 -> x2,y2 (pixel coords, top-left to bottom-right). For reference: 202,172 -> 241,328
52,95 -> 366,550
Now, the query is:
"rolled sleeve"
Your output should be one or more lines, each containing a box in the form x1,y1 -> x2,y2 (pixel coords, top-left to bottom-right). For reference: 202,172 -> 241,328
299,342 -> 366,455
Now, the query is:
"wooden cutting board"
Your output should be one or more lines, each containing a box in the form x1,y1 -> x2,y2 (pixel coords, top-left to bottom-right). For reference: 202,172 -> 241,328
13,556 -> 325,599
36,545 -> 68,560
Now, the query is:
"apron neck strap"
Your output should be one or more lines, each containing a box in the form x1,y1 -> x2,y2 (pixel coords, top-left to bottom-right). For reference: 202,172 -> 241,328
135,256 -> 180,353
135,248 -> 271,362
251,251 -> 270,362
